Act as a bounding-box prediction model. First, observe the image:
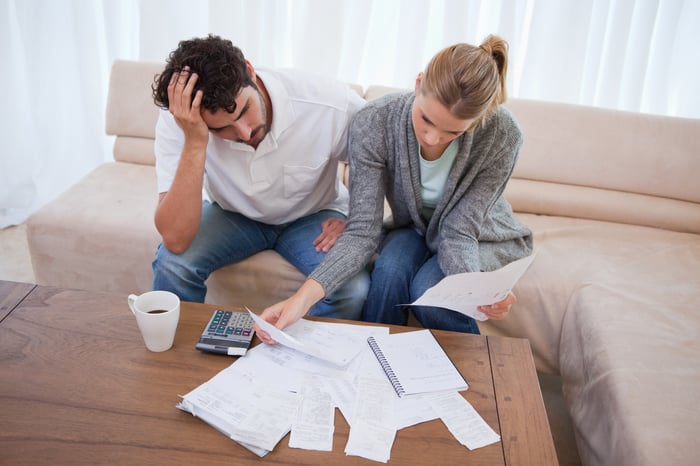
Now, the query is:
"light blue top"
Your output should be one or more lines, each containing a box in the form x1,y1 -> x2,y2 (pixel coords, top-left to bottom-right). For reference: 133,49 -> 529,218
419,138 -> 459,220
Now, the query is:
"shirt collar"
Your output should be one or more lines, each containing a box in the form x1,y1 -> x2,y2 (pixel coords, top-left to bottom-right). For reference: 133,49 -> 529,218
256,68 -> 295,138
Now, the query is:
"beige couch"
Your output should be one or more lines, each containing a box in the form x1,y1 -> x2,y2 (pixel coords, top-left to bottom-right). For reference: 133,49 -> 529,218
27,60 -> 700,465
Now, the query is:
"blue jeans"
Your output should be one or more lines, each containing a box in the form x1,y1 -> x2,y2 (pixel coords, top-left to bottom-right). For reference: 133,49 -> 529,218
361,228 -> 480,334
152,201 -> 369,320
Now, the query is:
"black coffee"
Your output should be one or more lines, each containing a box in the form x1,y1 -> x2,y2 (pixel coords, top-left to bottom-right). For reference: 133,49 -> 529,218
147,309 -> 168,314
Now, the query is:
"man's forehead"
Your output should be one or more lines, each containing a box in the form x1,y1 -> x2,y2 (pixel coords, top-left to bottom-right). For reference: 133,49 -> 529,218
203,89 -> 249,119
229,86 -> 252,116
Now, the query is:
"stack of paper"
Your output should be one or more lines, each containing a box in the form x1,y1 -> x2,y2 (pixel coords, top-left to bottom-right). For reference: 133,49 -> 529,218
178,318 -> 390,456
177,320 -> 500,462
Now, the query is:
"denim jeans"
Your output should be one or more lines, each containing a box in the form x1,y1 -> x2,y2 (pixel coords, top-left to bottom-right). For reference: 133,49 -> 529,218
361,228 -> 480,334
152,201 -> 369,320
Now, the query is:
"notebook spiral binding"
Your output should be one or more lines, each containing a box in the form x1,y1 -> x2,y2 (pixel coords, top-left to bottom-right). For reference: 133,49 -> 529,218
367,336 -> 406,397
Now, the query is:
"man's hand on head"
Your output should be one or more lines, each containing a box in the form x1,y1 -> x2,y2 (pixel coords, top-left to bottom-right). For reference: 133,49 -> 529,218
167,66 -> 209,149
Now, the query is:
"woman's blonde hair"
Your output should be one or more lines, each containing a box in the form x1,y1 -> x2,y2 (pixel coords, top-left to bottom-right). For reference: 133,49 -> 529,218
420,35 -> 509,126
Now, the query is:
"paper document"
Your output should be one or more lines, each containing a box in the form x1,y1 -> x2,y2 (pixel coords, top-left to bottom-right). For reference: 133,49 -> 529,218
429,391 -> 501,450
177,361 -> 299,454
248,308 -> 305,347
289,375 -> 335,451
409,252 -> 536,320
345,376 -> 397,462
248,309 -> 368,366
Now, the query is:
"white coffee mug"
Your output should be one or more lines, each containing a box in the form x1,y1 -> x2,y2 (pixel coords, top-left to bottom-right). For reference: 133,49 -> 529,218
127,291 -> 180,352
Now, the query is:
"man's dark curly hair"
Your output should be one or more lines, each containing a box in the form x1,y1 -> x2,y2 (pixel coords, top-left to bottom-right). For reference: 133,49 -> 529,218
152,34 -> 255,114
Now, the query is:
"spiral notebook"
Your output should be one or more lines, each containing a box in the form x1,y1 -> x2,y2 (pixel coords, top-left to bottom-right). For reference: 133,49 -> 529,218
367,329 -> 468,398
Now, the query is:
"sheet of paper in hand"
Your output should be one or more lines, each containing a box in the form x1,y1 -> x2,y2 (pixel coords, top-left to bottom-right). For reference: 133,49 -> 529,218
408,252 -> 536,321
248,310 -> 368,366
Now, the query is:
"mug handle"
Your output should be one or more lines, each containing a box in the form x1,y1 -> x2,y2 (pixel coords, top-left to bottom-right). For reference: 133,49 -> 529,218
127,294 -> 139,315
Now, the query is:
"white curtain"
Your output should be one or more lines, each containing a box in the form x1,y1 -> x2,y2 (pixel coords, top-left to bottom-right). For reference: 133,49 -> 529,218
1,0 -> 139,228
2,0 -> 698,229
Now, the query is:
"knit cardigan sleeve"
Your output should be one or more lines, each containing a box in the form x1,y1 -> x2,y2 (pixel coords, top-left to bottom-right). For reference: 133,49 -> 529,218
308,95 -> 398,294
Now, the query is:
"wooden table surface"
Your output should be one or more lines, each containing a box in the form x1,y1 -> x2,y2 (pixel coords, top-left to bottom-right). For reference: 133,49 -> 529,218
0,280 -> 35,322
0,282 -> 556,465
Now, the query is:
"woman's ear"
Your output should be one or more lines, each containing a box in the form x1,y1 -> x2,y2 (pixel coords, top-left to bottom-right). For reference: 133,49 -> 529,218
414,72 -> 423,93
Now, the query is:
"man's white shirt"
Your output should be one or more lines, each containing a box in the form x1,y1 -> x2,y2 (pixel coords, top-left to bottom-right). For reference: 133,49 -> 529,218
154,67 -> 365,225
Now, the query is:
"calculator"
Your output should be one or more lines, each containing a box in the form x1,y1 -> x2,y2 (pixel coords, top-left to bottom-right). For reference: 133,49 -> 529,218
195,309 -> 255,356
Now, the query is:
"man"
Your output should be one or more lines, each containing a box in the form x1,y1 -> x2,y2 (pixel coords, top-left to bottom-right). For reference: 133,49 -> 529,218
151,34 -> 368,319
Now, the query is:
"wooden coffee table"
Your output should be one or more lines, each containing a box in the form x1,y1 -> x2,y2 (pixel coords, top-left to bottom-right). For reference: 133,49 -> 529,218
0,281 -> 556,465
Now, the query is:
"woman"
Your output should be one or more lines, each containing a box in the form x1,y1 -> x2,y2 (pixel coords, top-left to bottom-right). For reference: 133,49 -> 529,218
257,35 -> 533,340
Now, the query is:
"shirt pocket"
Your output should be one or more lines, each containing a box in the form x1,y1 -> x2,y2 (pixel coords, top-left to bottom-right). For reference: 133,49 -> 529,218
283,159 -> 330,199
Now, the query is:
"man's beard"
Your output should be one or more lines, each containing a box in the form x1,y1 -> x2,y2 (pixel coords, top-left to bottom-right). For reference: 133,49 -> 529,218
247,86 -> 269,148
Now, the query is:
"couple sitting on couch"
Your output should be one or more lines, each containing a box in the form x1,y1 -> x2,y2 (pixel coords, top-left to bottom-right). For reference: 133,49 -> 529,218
151,34 -> 533,342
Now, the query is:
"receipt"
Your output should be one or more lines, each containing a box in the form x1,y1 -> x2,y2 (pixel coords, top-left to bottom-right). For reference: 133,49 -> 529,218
429,391 -> 500,450
289,375 -> 335,451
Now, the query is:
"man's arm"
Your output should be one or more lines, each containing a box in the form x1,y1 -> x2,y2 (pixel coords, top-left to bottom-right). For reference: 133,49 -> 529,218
154,67 -> 209,254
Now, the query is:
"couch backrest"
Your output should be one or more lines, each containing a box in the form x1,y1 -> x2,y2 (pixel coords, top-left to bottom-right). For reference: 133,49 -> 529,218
365,85 -> 700,234
504,98 -> 700,234
105,61 -> 700,234
106,60 -> 162,165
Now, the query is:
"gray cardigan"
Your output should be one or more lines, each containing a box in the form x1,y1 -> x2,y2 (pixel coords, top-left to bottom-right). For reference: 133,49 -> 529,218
310,92 -> 533,295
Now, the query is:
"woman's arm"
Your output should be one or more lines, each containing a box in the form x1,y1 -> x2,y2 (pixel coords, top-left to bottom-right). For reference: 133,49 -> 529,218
257,103 -> 391,333
307,104 -> 391,294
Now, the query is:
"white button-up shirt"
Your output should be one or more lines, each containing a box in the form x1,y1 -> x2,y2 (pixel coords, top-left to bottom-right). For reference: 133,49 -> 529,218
154,67 -> 365,225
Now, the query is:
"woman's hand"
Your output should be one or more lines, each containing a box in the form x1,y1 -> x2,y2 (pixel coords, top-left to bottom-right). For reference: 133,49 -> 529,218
477,291 -> 516,320
255,298 -> 307,344
254,279 -> 326,344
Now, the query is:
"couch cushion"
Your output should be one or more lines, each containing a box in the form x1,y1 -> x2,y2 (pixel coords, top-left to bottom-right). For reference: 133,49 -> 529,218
504,178 -> 700,235
25,161 -> 308,305
112,136 -> 157,166
205,250 -> 305,307
559,263 -> 700,465
479,213 -> 700,375
27,162 -> 161,293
